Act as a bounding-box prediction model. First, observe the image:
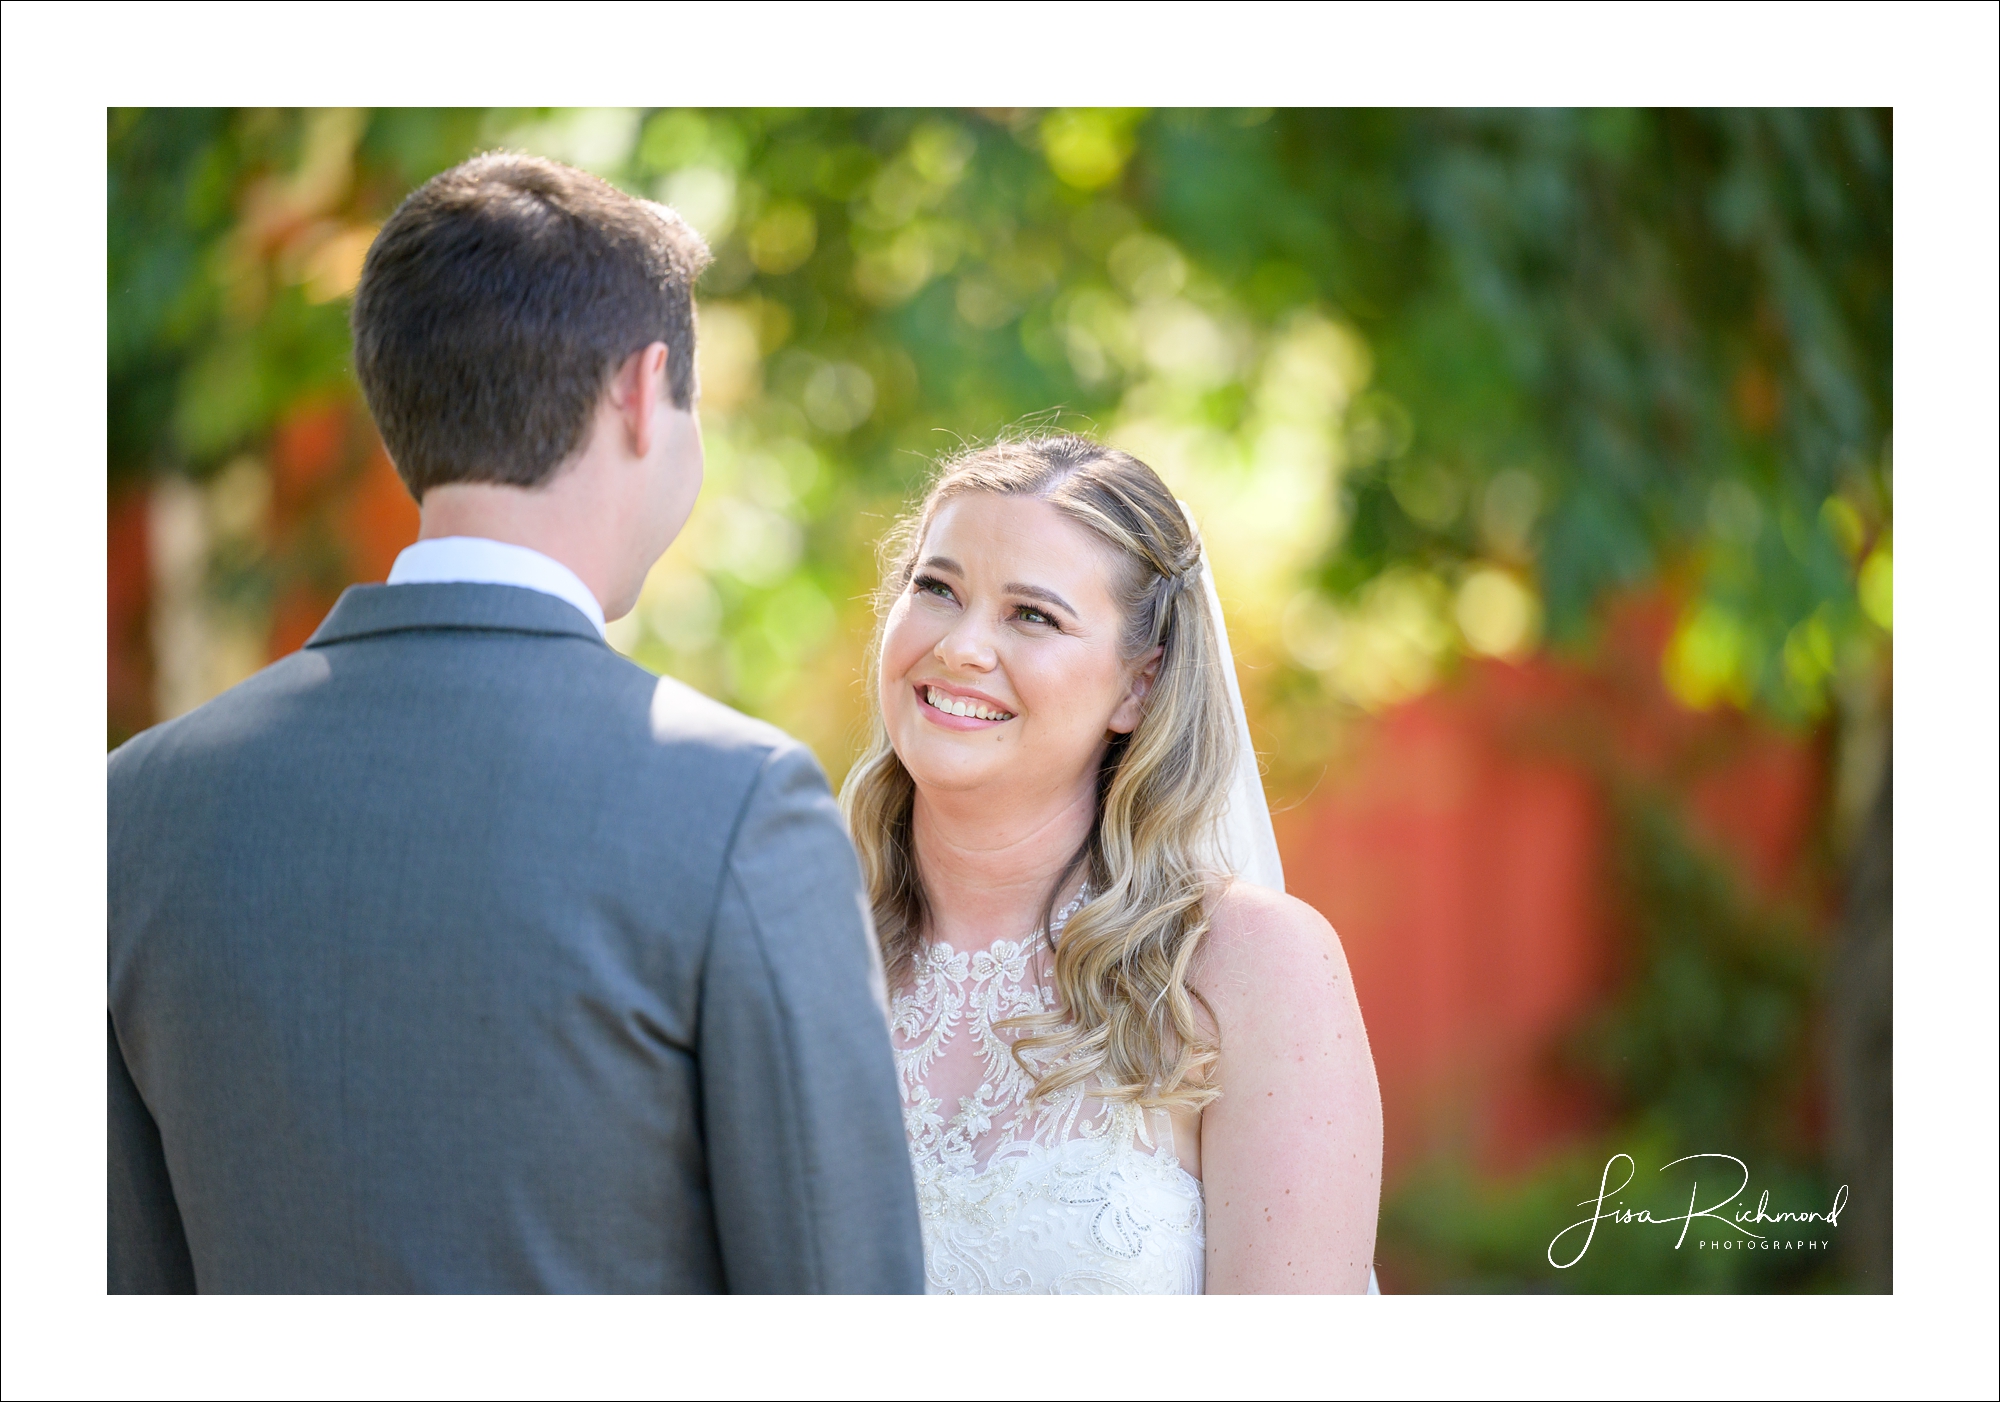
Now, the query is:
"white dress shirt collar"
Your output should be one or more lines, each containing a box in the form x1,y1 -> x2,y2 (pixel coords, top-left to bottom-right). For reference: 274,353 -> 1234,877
385,537 -> 608,638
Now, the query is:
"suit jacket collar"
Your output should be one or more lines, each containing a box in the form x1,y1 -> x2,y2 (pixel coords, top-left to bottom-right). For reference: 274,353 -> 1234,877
306,582 -> 610,649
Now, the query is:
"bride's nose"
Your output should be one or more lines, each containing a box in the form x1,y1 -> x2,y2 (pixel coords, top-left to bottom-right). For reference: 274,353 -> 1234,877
934,616 -> 997,672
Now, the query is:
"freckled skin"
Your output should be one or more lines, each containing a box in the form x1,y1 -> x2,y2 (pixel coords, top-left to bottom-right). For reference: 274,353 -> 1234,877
1191,883 -> 1384,1293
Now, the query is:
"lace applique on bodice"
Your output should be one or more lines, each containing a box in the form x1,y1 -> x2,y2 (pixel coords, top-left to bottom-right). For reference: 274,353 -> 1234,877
889,901 -> 1204,1294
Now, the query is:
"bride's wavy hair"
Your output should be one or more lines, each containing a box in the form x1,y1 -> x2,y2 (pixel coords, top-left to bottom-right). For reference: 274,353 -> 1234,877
840,431 -> 1236,1112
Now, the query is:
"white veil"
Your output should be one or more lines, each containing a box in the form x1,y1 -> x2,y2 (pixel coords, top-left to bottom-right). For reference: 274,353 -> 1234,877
1182,505 -> 1285,894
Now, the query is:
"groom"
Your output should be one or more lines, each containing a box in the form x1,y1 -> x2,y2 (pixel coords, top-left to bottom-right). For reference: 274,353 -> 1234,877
108,154 -> 924,1292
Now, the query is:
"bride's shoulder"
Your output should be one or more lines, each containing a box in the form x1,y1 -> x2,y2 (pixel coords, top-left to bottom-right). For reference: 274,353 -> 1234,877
1191,880 -> 1352,1014
1205,880 -> 1342,962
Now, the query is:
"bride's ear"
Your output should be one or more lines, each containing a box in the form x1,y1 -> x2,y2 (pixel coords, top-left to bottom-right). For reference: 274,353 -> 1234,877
1107,645 -> 1165,735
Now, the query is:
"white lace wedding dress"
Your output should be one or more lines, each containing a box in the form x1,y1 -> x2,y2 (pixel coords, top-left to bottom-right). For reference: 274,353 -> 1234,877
889,897 -> 1206,1294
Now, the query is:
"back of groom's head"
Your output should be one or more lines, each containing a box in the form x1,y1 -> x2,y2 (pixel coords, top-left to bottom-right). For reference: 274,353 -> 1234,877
351,152 -> 712,501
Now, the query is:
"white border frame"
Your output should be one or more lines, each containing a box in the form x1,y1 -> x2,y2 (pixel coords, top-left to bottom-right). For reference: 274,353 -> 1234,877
5,3 -> 1994,1397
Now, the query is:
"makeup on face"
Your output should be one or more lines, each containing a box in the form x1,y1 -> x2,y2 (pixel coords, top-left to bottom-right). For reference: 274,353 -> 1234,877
880,494 -> 1146,798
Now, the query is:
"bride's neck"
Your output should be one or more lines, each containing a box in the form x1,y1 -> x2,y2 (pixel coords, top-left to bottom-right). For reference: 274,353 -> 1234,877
911,779 -> 1096,950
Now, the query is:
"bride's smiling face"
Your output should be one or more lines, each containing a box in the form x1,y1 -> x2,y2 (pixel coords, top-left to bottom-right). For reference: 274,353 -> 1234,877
880,492 -> 1158,801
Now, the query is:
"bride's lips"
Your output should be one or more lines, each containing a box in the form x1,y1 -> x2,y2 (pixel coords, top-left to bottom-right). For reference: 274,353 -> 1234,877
914,681 -> 1016,731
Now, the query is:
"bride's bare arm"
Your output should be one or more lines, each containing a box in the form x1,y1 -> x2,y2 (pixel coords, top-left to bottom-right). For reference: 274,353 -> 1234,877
1194,882 -> 1382,1293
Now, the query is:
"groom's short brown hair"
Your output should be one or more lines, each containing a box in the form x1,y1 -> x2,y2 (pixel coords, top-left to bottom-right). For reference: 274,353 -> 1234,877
351,152 -> 712,500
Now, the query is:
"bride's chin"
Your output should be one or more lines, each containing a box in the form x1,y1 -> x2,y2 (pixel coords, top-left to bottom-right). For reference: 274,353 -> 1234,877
901,759 -> 1003,793
894,744 -> 1008,795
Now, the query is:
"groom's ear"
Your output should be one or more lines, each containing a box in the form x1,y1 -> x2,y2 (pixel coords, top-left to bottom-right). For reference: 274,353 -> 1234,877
1108,645 -> 1165,735
607,341 -> 672,459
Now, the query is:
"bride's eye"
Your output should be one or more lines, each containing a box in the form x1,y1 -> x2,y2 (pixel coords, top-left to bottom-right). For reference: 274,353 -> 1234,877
1014,604 -> 1057,628
913,574 -> 958,604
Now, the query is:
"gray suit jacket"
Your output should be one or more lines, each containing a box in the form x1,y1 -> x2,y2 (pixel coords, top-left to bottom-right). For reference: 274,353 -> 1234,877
108,582 -> 924,1293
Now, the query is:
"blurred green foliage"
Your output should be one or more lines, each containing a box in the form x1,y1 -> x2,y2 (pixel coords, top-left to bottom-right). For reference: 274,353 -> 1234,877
110,107 -> 1892,740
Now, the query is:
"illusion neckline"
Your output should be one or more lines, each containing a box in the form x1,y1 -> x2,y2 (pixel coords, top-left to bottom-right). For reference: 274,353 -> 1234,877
920,885 -> 1090,959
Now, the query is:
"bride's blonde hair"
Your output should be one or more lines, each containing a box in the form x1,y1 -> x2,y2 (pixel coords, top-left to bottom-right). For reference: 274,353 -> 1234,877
840,432 -> 1236,1112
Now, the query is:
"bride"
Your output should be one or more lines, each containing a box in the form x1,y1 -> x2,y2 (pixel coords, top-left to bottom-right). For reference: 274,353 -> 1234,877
841,432 -> 1383,1293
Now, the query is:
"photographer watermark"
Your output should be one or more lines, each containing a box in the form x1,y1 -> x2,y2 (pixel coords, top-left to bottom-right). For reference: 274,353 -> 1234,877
1548,1152 -> 1848,1269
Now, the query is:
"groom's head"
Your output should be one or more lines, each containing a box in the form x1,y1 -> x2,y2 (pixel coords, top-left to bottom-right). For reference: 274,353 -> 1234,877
351,153 -> 712,613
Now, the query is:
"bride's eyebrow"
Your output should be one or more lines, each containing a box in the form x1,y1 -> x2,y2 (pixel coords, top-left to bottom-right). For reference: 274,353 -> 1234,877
1005,583 -> 1077,619
920,556 -> 1075,619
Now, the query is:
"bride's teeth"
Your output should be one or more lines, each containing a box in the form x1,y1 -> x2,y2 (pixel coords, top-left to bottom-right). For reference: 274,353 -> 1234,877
926,686 -> 1010,721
